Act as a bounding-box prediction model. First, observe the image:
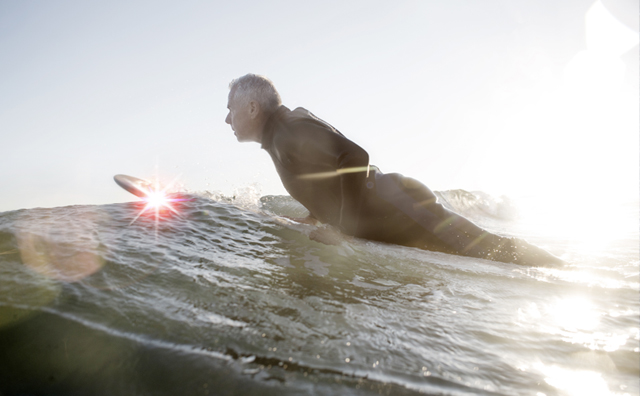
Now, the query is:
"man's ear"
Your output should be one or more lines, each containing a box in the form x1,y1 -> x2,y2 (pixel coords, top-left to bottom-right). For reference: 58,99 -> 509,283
248,100 -> 260,119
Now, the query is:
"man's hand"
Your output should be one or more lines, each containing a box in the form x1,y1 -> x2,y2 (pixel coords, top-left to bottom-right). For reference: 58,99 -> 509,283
283,215 -> 319,226
309,226 -> 353,246
283,216 -> 352,246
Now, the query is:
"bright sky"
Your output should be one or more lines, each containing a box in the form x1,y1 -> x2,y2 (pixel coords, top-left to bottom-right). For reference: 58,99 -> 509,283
0,0 -> 638,213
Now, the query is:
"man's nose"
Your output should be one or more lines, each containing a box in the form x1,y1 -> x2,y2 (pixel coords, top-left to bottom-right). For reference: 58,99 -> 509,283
225,113 -> 231,124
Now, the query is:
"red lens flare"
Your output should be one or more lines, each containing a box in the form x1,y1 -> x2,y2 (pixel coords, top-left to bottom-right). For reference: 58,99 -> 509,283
128,179 -> 191,227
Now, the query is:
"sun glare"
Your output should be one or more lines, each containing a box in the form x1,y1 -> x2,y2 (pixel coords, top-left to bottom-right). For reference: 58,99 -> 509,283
516,194 -> 636,257
473,0 -> 638,243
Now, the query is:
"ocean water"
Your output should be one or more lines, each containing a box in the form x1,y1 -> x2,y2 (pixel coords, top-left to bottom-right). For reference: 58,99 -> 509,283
0,190 -> 638,396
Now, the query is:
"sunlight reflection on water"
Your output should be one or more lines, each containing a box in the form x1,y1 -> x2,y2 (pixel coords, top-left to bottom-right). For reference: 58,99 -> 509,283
536,363 -> 614,396
551,297 -> 599,332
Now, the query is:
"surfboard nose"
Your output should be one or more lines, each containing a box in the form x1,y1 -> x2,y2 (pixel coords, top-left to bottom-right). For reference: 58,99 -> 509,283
114,174 -> 152,198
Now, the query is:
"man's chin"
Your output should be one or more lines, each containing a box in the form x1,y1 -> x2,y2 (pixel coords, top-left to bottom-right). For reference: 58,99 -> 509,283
234,131 -> 257,143
235,133 -> 255,143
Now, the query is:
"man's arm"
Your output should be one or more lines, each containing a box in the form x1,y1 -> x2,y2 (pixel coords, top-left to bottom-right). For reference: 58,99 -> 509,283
271,110 -> 370,236
292,119 -> 369,234
335,148 -> 369,235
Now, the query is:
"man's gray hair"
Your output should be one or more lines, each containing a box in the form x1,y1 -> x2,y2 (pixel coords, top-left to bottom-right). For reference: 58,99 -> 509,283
229,74 -> 282,114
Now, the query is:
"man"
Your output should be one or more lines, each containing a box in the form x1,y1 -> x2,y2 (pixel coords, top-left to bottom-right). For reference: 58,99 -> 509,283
225,73 -> 564,266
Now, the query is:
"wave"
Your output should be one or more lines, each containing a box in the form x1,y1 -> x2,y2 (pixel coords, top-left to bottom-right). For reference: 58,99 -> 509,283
259,188 -> 520,221
435,189 -> 519,221
0,194 -> 637,395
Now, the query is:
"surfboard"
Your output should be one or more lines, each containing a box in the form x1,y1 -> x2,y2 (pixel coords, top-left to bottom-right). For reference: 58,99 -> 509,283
113,174 -> 154,198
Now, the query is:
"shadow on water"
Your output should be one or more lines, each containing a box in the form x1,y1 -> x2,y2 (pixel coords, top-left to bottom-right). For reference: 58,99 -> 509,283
0,309 -> 426,396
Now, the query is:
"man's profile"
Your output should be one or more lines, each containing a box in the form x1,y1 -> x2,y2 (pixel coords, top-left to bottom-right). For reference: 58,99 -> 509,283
225,73 -> 564,266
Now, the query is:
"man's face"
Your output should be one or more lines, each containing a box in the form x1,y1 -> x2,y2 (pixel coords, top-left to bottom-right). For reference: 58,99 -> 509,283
225,89 -> 259,143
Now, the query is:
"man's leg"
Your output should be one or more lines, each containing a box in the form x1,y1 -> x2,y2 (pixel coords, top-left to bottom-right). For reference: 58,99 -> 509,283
373,172 -> 564,266
373,173 -> 491,254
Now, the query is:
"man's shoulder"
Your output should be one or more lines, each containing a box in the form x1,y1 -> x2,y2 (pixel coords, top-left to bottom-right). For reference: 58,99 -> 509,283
281,107 -> 314,124
283,107 -> 342,136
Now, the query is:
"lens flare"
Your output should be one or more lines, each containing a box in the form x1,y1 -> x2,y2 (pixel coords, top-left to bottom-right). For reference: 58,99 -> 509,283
128,177 -> 191,230
144,190 -> 172,209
